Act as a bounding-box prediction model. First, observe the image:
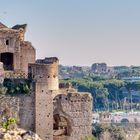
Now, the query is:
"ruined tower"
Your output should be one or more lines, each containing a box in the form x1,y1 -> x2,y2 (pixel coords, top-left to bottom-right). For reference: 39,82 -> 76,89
0,22 -> 93,140
29,57 -> 59,140
0,22 -> 35,74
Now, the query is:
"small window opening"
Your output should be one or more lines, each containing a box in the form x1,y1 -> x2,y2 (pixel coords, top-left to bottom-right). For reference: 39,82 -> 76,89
6,40 -> 9,45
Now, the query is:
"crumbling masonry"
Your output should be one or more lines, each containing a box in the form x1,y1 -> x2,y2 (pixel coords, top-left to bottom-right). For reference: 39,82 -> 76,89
0,22 -> 93,140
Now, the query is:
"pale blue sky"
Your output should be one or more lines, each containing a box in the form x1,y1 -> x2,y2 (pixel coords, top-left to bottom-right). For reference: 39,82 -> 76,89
0,0 -> 140,66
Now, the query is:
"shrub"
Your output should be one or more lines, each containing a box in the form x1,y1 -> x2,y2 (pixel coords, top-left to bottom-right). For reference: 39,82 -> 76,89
1,117 -> 17,130
3,79 -> 31,94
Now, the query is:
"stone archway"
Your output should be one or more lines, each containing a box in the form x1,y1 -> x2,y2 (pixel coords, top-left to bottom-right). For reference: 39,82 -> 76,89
53,94 -> 73,140
53,114 -> 71,137
0,52 -> 14,70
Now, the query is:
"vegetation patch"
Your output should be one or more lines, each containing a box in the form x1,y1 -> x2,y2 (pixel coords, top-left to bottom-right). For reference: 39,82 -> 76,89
2,78 -> 31,95
61,76 -> 140,111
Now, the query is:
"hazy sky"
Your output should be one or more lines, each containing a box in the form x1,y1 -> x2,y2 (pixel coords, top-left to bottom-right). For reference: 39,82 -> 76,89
0,0 -> 140,66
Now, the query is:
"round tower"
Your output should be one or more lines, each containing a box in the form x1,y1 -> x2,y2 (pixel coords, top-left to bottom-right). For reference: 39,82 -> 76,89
29,57 -> 59,91
28,57 -> 59,140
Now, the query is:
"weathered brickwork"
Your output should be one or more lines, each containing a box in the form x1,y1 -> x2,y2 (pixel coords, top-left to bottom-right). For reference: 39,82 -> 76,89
35,83 -> 53,140
0,23 -> 35,73
18,94 -> 35,131
29,60 -> 59,91
53,93 -> 92,140
20,41 -> 35,73
0,94 -> 35,131
0,22 -> 93,140
28,59 -> 59,140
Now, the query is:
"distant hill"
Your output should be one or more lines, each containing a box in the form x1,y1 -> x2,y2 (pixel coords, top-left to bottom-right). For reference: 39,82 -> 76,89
59,64 -> 140,79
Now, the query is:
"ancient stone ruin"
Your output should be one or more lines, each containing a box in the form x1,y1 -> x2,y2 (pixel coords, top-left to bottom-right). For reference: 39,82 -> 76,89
0,128 -> 42,140
0,22 -> 93,140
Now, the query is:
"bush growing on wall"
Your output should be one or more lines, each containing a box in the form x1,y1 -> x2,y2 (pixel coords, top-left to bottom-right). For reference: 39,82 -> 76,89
3,79 -> 31,94
1,117 -> 17,130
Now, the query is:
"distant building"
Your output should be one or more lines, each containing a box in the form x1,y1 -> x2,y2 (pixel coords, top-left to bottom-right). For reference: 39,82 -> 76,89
121,76 -> 140,81
91,63 -> 107,74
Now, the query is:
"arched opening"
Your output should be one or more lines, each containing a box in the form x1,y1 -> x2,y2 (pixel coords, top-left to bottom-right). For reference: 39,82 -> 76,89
0,53 -> 14,70
53,114 -> 71,137
121,118 -> 129,126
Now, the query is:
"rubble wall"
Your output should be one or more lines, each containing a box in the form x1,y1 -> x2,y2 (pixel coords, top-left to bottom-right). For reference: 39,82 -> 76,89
0,94 -> 35,131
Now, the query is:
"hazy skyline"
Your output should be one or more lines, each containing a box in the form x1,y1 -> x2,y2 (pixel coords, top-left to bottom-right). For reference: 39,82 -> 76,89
0,0 -> 140,66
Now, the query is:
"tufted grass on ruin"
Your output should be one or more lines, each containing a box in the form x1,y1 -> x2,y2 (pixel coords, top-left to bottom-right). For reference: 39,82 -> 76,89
84,135 -> 96,140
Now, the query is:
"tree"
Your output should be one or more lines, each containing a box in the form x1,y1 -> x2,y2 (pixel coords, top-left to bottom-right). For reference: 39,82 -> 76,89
104,80 -> 125,110
124,81 -> 140,110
